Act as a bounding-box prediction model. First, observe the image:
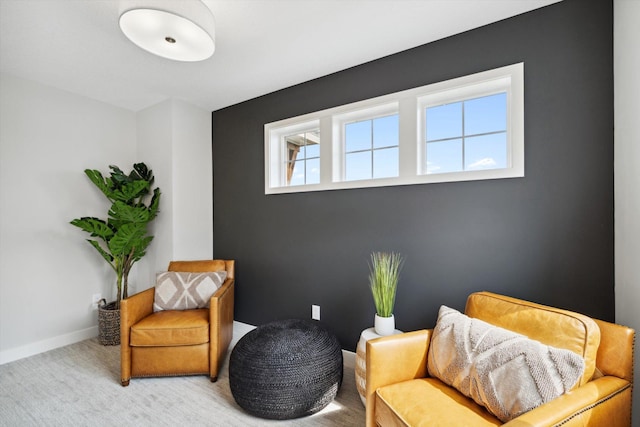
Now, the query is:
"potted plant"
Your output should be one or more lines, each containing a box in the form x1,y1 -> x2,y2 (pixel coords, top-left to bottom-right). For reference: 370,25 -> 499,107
355,251 -> 406,406
70,163 -> 161,345
369,251 -> 404,336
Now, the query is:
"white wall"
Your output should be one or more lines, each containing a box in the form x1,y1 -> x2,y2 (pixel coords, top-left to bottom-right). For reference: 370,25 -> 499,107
614,1 -> 640,425
0,73 -> 136,363
171,99 -> 213,261
135,100 -> 174,292
134,99 -> 213,292
0,75 -> 213,364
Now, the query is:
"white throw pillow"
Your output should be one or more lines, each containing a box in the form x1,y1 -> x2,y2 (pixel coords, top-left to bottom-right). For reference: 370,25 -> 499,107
153,271 -> 227,312
427,305 -> 585,422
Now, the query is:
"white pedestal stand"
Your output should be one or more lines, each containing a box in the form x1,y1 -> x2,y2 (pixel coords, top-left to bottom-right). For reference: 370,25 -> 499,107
354,327 -> 402,406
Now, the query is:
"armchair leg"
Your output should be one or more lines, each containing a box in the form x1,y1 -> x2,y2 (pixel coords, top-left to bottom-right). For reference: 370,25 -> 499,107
121,379 -> 130,387
210,376 -> 218,383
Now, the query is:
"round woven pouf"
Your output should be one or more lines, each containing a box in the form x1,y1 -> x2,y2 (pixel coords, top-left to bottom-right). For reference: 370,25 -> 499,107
229,319 -> 343,420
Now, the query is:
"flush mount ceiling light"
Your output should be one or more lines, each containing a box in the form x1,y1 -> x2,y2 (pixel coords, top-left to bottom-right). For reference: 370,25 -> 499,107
119,0 -> 215,62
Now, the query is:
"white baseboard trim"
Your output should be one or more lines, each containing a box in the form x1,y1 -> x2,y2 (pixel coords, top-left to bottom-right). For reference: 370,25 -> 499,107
342,349 -> 356,369
0,326 -> 98,365
231,320 -> 257,348
232,320 -> 356,368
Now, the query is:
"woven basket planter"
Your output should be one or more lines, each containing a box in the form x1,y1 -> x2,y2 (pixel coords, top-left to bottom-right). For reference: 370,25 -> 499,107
98,301 -> 120,346
229,319 -> 343,420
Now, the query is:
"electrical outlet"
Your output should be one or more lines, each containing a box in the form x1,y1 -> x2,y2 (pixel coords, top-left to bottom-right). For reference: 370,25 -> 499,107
312,304 -> 320,320
92,293 -> 102,309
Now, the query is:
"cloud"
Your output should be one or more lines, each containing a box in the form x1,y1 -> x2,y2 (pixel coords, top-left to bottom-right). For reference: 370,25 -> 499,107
426,161 -> 441,173
468,157 -> 497,169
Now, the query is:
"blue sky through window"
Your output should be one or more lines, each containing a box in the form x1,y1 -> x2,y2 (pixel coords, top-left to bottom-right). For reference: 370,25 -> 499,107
345,114 -> 399,180
426,92 -> 507,174
342,93 -> 507,179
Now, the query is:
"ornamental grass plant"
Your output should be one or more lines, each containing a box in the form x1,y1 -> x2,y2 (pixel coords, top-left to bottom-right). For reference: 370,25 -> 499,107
368,252 -> 404,318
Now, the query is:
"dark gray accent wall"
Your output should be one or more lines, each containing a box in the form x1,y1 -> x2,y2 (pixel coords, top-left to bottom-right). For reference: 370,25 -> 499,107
212,0 -> 614,350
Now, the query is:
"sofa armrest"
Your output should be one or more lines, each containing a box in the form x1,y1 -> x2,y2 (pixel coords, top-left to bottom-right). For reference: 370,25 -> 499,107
593,318 -> 635,383
503,377 -> 632,427
208,278 -> 235,381
365,329 -> 431,427
120,287 -> 154,386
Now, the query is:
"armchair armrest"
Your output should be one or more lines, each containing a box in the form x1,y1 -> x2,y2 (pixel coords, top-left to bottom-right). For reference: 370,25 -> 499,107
120,287 -> 154,386
504,377 -> 632,427
120,287 -> 155,334
208,277 -> 235,381
365,329 -> 431,427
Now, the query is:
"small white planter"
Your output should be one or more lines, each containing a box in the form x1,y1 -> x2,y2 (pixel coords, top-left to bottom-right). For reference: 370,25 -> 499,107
374,314 -> 395,336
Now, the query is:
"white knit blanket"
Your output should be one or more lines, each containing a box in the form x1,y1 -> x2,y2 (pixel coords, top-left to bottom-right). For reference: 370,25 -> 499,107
427,306 -> 585,422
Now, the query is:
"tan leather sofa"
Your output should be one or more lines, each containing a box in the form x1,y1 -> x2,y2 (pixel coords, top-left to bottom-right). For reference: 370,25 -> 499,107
366,291 -> 635,426
120,259 -> 235,386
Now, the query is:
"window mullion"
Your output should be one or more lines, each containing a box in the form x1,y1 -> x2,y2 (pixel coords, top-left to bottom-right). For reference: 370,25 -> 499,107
461,101 -> 466,171
319,116 -> 334,184
399,97 -> 417,177
370,120 -> 374,179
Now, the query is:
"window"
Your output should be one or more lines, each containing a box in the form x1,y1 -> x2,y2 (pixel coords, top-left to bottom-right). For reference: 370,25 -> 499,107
265,120 -> 320,190
344,114 -> 399,181
265,63 -> 523,194
285,130 -> 320,186
425,93 -> 507,174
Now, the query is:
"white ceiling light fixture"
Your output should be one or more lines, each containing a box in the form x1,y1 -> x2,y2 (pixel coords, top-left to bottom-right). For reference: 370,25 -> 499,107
119,0 -> 215,62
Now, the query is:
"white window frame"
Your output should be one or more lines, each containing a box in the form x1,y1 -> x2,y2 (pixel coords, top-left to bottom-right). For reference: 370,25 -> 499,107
333,102 -> 399,182
266,119 -> 320,190
264,63 -> 524,194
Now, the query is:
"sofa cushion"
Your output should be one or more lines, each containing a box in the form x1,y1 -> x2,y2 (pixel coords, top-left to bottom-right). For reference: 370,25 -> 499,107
465,291 -> 600,386
428,305 -> 585,422
130,308 -> 209,347
153,271 -> 226,312
376,378 -> 502,427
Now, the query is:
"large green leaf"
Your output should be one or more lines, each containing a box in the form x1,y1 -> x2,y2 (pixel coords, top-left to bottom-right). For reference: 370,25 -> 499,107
148,188 -> 161,221
132,163 -> 153,183
87,239 -> 114,265
111,180 -> 149,203
109,165 -> 129,188
132,236 -> 154,261
84,169 -> 114,200
108,223 -> 147,255
70,217 -> 114,240
108,201 -> 150,223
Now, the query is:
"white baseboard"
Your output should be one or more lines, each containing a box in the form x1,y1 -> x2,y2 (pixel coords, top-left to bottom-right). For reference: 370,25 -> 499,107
342,350 -> 356,369
0,326 -> 98,365
342,349 -> 356,369
231,320 -> 257,347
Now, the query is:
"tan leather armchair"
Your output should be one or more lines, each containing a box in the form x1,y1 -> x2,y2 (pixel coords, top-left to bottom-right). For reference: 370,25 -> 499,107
366,291 -> 634,426
120,260 -> 235,386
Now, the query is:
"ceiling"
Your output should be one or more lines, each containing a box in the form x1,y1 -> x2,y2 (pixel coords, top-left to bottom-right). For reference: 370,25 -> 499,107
0,0 -> 561,112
